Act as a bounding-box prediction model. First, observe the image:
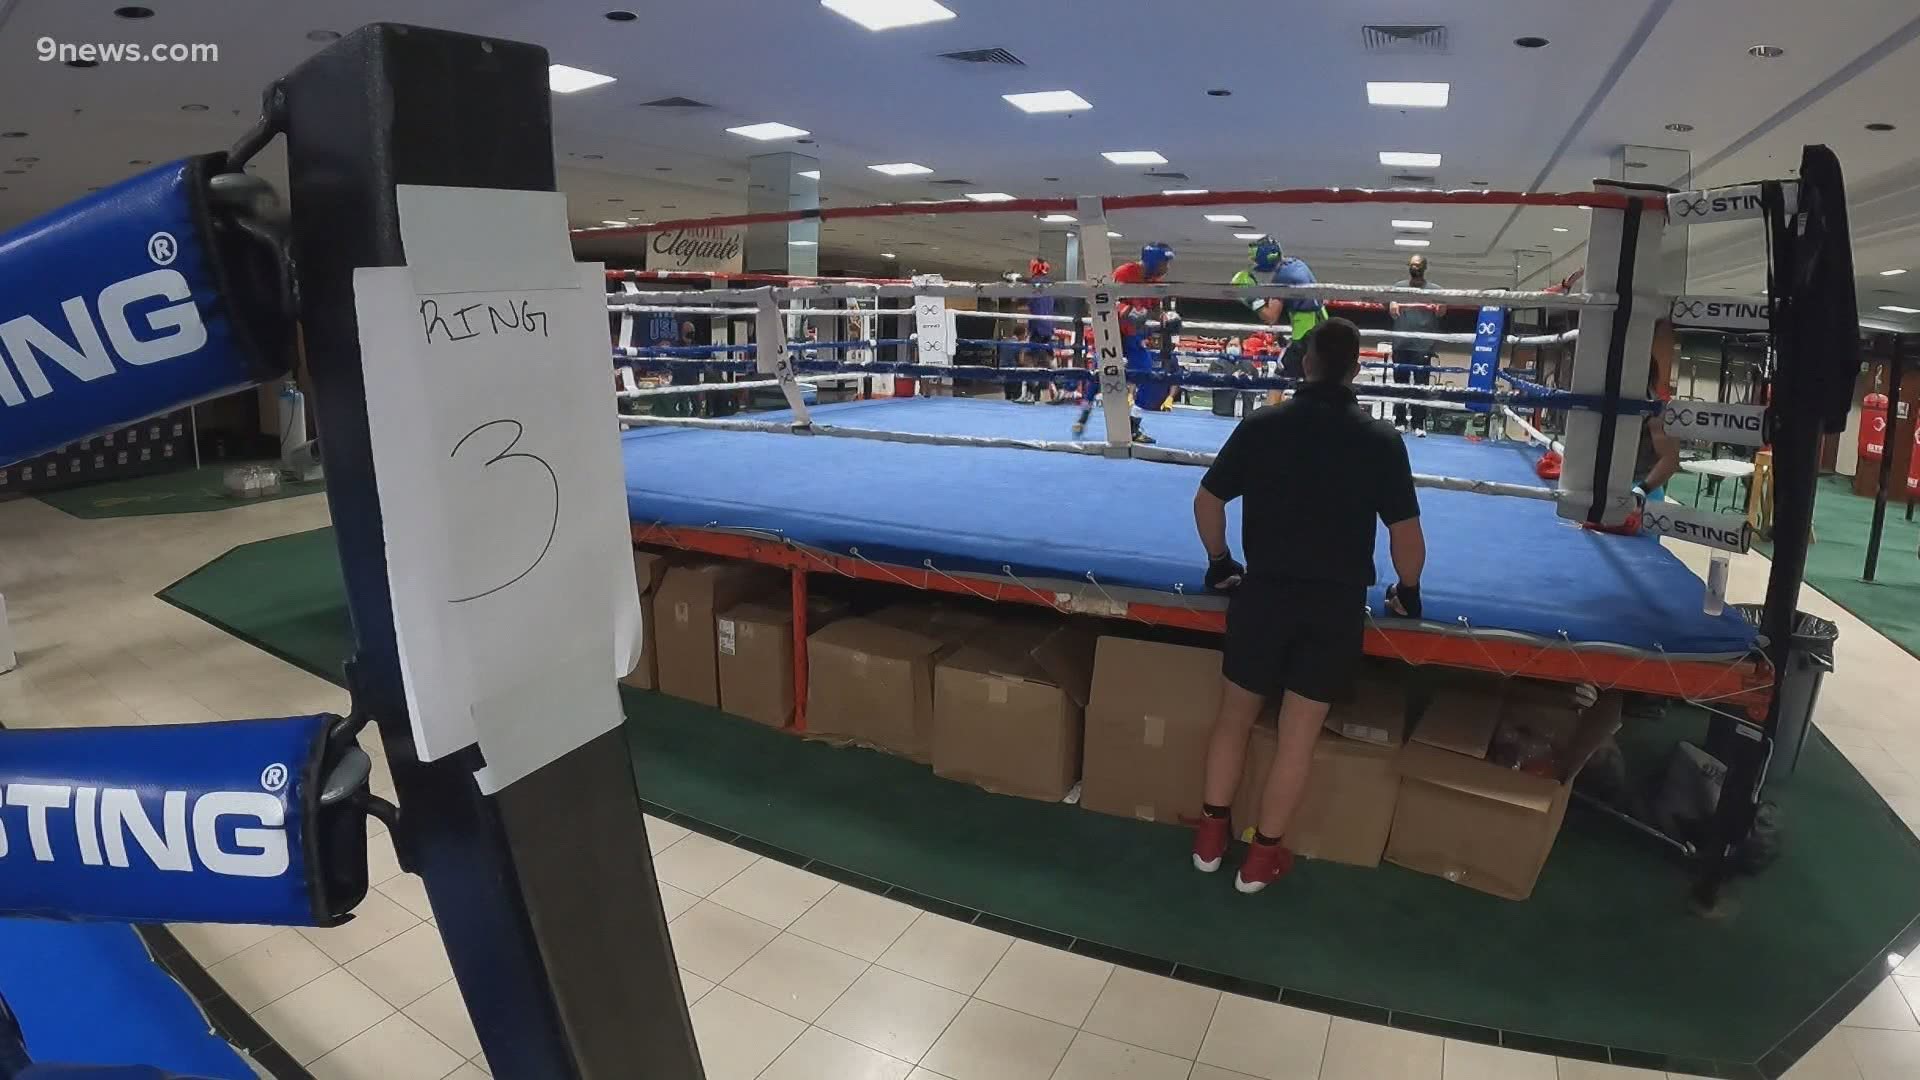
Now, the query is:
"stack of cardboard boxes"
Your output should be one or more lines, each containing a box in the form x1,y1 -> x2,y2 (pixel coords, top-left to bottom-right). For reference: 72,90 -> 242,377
627,551 -> 1620,901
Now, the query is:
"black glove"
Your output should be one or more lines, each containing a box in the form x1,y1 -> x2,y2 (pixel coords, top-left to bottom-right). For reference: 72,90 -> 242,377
1205,552 -> 1245,593
1386,582 -> 1422,619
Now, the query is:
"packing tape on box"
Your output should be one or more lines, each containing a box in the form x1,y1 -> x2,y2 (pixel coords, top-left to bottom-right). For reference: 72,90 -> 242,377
1135,805 -> 1156,821
674,601 -> 691,624
718,618 -> 737,656
1142,715 -> 1166,748
988,680 -> 1008,705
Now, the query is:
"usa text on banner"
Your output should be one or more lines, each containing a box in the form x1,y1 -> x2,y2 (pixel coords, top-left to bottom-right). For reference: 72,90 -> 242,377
1661,400 -> 1768,447
1641,501 -> 1752,554
1669,294 -> 1770,332
1666,182 -> 1798,226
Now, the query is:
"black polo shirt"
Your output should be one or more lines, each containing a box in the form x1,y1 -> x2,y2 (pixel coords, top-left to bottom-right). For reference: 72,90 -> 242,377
1201,381 -> 1420,587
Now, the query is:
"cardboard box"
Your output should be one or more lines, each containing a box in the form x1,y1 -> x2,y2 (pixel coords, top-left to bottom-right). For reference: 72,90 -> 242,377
620,550 -> 673,691
1498,679 -> 1587,752
1411,678 -> 1504,759
933,624 -> 1094,801
1231,726 -> 1401,867
1081,636 -> 1222,823
806,617 -> 950,761
1385,692 -> 1623,900
655,562 -> 779,706
870,603 -> 993,644
1323,671 -> 1409,747
717,595 -> 850,729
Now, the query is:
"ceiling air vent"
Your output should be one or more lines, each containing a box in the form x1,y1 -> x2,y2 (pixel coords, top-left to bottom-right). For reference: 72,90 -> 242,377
1361,24 -> 1448,54
938,47 -> 1024,66
1389,173 -> 1436,185
1145,170 -> 1190,181
639,96 -> 711,108
928,178 -> 975,185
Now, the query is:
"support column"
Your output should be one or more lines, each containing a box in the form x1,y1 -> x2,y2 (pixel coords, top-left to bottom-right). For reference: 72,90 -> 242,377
746,152 -> 820,276
1038,228 -> 1078,280
1614,144 -> 1691,292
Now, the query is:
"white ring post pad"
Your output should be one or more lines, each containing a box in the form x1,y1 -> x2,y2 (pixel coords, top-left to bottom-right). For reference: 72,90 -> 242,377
1558,181 -> 1666,527
1076,197 -> 1132,454
753,289 -> 810,424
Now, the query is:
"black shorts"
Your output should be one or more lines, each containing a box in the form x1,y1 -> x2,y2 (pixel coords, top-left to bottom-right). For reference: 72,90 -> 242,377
1222,577 -> 1367,703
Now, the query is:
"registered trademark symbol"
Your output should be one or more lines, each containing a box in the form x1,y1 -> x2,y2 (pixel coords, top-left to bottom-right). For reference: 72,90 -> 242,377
147,231 -> 178,266
260,763 -> 289,793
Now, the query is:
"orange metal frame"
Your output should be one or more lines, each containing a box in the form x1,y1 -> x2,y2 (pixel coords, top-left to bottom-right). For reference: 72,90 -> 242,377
632,523 -> 1775,731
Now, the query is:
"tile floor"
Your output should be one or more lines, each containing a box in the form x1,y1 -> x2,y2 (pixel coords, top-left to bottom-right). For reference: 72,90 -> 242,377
1,489 -> 1917,1080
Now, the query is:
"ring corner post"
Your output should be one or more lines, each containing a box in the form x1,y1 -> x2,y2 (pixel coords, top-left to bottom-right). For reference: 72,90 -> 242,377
280,24 -> 702,1077
1560,183 -> 1666,528
1073,198 -> 1131,453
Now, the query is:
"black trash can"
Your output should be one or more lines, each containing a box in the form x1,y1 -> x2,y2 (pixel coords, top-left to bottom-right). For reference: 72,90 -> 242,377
1727,604 -> 1839,779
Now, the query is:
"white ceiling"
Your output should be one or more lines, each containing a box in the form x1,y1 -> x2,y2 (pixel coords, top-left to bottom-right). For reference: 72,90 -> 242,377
0,0 -> 1916,324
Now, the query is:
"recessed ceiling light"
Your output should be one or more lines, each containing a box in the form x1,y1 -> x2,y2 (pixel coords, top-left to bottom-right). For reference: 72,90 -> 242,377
1880,269 -> 1908,276
726,122 -> 810,140
305,30 -> 341,42
549,64 -> 617,94
1232,232 -> 1265,240
1394,238 -> 1431,247
1665,122 -> 1695,133
880,252 -> 897,258
1204,213 -> 1247,223
1552,227 -> 1570,233
180,103 -> 208,112
789,239 -> 818,246
821,0 -> 956,32
114,5 -> 154,17
1003,90 -> 1092,114
1102,150 -> 1168,165
604,10 -> 638,21
600,219 -> 626,226
1206,88 -> 1232,97
1107,231 -> 1123,238
1514,36 -> 1549,48
1161,188 -> 1208,196
1866,122 -> 1897,133
1391,219 -> 1434,230
869,162 -> 933,176
1880,305 -> 1920,315
1040,213 -> 1076,223
797,170 -> 820,179
1379,151 -> 1441,168
1748,44 -> 1784,58
965,192 -> 1016,202
1367,82 -> 1450,108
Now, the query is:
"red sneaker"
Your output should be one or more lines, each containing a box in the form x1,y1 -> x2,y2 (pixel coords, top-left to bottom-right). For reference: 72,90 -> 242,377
1191,815 -> 1230,873
1235,842 -> 1295,894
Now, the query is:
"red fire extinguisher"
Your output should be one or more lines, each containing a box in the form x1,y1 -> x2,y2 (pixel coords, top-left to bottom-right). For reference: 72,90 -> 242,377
1862,392 -> 1889,463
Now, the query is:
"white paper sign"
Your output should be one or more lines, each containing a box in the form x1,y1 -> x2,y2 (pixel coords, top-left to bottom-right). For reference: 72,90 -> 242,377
353,185 -> 642,794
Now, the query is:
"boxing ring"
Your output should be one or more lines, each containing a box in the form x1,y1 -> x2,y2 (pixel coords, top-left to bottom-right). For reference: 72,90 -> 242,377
0,22 -> 1867,1076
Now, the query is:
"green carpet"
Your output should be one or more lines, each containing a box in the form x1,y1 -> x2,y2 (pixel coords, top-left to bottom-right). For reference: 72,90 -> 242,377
159,527 -> 1920,1068
39,464 -> 325,519
1666,470 -> 1920,658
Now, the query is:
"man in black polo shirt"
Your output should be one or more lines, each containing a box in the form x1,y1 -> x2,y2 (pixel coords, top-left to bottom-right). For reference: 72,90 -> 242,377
1189,318 -> 1427,893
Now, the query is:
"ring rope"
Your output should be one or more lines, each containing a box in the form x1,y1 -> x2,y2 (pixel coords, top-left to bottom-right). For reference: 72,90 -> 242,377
610,281 -> 1613,309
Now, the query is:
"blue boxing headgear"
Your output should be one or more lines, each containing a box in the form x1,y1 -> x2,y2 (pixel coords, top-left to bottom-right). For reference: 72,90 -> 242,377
1141,242 -> 1175,278
1250,236 -> 1282,272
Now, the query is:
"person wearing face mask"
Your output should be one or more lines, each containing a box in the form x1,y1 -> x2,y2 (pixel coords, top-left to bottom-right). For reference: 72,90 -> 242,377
1388,255 -> 1443,436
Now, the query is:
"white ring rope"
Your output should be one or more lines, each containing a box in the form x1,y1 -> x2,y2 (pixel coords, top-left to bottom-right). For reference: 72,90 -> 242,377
610,281 -> 1614,309
618,374 -> 848,399
1501,405 -> 1566,455
618,413 -> 1562,501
